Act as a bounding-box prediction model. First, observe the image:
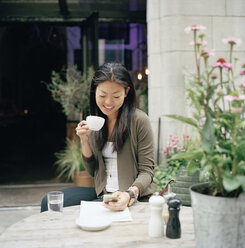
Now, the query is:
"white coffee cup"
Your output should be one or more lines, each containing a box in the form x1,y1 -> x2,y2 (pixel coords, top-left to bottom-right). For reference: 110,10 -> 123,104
86,116 -> 105,131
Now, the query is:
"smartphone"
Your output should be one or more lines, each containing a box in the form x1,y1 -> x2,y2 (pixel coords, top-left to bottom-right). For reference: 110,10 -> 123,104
103,194 -> 119,203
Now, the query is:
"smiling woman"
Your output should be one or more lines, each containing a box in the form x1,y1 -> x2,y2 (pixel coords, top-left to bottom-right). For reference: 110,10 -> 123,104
95,81 -> 129,120
41,62 -> 156,212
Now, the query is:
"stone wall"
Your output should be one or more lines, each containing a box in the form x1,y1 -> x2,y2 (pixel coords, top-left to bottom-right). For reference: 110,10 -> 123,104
147,0 -> 245,163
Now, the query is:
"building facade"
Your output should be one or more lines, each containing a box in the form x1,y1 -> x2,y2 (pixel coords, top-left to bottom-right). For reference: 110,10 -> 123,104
147,0 -> 245,162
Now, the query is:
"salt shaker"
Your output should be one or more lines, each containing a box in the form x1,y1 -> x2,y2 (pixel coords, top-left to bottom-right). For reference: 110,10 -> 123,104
166,198 -> 182,239
148,195 -> 165,237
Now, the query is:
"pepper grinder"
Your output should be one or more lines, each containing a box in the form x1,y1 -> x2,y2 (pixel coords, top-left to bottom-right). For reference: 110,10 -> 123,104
148,195 -> 165,237
166,198 -> 182,239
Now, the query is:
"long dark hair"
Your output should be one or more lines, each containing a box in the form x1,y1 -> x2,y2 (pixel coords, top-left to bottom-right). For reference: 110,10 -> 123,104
90,62 -> 136,151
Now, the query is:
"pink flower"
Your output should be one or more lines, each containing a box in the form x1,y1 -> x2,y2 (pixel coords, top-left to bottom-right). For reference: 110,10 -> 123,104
240,70 -> 245,76
184,25 -> 206,33
163,146 -> 170,156
183,135 -> 191,140
170,136 -> 178,143
201,49 -> 215,58
240,77 -> 245,88
217,58 -> 226,63
189,40 -> 207,46
171,144 -> 178,149
224,94 -> 245,102
178,147 -> 186,152
210,73 -> 218,79
224,63 -> 232,70
232,107 -> 243,113
224,95 -> 235,102
222,37 -> 242,46
215,88 -> 223,94
212,58 -> 232,70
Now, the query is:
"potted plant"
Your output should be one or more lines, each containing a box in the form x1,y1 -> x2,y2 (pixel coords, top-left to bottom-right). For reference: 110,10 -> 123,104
54,138 -> 94,187
166,25 -> 245,248
43,65 -> 93,139
154,135 -> 201,206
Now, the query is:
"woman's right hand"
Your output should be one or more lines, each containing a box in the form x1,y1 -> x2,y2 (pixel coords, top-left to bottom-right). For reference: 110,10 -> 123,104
75,121 -> 92,145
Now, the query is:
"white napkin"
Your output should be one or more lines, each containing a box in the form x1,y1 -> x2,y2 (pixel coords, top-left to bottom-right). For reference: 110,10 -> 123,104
79,201 -> 133,222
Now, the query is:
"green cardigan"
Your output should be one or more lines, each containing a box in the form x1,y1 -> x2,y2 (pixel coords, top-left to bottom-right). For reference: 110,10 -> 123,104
82,109 -> 156,197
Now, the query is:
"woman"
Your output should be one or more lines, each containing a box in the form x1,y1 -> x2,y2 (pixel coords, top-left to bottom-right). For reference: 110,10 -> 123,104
41,62 -> 155,212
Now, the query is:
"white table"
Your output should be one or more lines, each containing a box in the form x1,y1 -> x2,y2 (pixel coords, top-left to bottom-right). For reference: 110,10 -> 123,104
0,202 -> 196,248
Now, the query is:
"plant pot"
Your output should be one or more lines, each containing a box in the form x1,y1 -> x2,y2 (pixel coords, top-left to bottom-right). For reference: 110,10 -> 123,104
74,171 -> 95,187
190,182 -> 245,248
171,168 -> 201,206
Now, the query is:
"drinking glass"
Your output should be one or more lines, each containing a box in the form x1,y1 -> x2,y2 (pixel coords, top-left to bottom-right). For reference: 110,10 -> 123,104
47,191 -> 64,212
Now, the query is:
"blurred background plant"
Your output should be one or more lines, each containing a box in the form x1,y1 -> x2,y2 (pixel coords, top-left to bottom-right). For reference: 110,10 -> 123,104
43,65 -> 93,121
154,135 -> 192,192
136,82 -> 148,114
54,138 -> 84,182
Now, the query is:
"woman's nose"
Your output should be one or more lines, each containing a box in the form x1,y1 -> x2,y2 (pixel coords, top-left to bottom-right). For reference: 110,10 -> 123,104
104,97 -> 113,105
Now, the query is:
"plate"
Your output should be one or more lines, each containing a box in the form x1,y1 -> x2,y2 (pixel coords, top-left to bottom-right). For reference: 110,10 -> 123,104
76,217 -> 112,231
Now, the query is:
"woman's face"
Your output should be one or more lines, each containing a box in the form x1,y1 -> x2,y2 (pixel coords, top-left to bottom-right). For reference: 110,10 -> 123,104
95,81 -> 129,119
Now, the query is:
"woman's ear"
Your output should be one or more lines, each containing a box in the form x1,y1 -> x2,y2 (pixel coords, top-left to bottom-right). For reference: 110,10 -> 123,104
125,87 -> 130,97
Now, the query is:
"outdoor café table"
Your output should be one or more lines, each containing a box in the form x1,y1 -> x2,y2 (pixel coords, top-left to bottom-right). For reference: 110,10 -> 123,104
0,202 -> 195,248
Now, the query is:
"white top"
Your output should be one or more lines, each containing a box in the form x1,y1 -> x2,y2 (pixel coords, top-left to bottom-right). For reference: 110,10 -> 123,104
102,142 -> 119,192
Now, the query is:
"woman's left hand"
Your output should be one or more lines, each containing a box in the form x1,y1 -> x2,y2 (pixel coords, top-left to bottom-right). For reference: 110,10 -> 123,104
103,191 -> 130,211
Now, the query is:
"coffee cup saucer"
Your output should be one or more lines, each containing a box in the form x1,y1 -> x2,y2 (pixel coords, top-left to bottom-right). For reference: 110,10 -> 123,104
76,217 -> 112,231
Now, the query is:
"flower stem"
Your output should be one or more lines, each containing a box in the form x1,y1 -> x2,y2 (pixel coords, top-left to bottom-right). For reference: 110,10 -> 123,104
219,68 -> 225,110
229,43 -> 236,91
204,69 -> 210,117
193,31 -> 201,85
214,165 -> 224,195
231,115 -> 238,175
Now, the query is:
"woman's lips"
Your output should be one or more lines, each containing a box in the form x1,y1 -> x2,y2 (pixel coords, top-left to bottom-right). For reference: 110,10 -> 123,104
104,106 -> 113,111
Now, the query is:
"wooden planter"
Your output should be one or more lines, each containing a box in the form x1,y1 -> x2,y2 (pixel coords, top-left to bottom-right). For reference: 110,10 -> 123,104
74,171 -> 94,187
171,168 -> 201,206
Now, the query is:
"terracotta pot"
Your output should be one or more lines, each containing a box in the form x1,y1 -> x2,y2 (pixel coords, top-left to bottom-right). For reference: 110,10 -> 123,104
74,171 -> 94,187
66,121 -> 79,141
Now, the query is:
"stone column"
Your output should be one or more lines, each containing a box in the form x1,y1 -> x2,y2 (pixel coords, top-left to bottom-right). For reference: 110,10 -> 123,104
147,0 -> 245,163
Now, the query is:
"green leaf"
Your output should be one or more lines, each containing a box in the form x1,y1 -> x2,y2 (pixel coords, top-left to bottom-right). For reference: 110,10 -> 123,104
168,150 -> 203,161
207,85 -> 217,101
201,113 -> 216,153
199,163 -> 212,181
236,141 -> 245,160
165,115 -> 199,128
237,176 -> 245,192
187,161 -> 200,175
240,120 -> 245,128
223,174 -> 241,192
